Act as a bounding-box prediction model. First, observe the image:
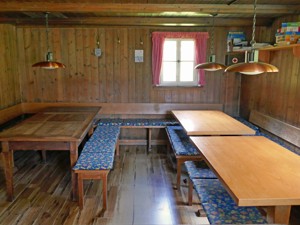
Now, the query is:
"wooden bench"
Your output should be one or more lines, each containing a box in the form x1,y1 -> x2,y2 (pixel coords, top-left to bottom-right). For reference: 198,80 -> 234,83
73,118 -> 178,209
184,161 -> 217,206
165,125 -> 202,190
191,178 -> 267,224
73,125 -> 120,209
250,110 -> 300,155
98,118 -> 179,151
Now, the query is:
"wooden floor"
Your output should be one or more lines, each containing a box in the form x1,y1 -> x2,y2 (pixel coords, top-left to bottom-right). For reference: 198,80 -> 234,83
0,146 -> 299,225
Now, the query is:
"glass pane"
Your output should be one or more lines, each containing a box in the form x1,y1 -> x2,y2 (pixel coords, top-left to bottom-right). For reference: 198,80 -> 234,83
162,62 -> 176,81
163,40 -> 177,61
180,62 -> 194,81
181,40 -> 195,61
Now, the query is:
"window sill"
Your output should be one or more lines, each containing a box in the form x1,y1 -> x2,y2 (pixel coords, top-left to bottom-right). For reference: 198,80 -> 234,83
153,85 -> 203,89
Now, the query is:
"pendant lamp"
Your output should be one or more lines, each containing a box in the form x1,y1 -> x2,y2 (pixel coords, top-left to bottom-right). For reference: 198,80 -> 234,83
225,0 -> 278,75
32,13 -> 66,69
195,14 -> 226,71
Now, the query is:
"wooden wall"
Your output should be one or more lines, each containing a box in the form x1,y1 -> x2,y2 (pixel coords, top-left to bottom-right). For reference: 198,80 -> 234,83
14,26 -> 249,116
240,15 -> 300,127
0,24 -> 21,110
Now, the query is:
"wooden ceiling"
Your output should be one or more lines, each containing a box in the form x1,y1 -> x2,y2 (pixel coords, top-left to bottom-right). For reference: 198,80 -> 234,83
1,0 -> 300,27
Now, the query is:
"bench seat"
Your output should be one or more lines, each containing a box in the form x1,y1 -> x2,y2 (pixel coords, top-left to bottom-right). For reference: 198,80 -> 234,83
98,118 -> 179,127
192,178 -> 267,224
166,125 -> 199,156
185,160 -> 217,205
73,125 -> 120,210
165,125 -> 202,189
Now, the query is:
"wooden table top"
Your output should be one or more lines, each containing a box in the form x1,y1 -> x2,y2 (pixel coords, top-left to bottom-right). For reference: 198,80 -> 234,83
172,110 -> 255,135
0,107 -> 101,142
190,136 -> 300,207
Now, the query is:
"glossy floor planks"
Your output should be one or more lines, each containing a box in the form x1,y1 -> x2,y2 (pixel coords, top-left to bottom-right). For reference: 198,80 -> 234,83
0,146 -> 299,225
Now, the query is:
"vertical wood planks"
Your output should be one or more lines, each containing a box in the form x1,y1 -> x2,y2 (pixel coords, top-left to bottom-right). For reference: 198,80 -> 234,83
1,25 -> 250,116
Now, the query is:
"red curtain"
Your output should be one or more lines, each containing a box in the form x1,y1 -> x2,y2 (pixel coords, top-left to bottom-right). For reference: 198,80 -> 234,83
151,32 -> 209,86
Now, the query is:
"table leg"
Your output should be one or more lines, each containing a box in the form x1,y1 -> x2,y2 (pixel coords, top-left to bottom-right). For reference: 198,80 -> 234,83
147,128 -> 152,151
2,141 -> 14,201
267,205 -> 291,225
70,141 -> 78,201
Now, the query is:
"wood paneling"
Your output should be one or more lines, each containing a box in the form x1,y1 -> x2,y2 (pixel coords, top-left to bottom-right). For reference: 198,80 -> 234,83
15,26 -> 247,116
0,24 -> 21,110
240,15 -> 300,127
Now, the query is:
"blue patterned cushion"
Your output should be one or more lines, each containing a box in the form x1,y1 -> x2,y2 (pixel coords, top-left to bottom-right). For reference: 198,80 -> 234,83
122,119 -> 150,126
233,117 -> 260,135
166,125 -> 189,143
192,179 -> 267,224
89,125 -> 120,142
192,179 -> 234,204
97,118 -> 123,126
98,118 -> 179,127
166,126 -> 199,156
202,201 -> 267,224
185,161 -> 217,179
81,140 -> 117,154
73,151 -> 114,170
147,119 -> 179,126
172,139 -> 199,156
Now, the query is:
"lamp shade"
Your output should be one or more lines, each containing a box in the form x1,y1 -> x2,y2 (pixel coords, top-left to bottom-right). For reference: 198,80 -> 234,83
32,51 -> 66,69
32,61 -> 66,70
32,13 -> 65,70
225,61 -> 278,75
195,54 -> 226,71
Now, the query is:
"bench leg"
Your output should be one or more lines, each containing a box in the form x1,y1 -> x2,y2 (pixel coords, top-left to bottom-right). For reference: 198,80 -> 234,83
41,150 -> 47,162
116,139 -> 120,156
176,159 -> 184,190
102,173 -> 108,210
78,173 -> 84,209
76,170 -> 110,210
188,178 -> 193,206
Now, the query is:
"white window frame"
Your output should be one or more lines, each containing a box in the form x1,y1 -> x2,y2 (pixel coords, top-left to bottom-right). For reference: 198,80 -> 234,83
160,38 -> 198,87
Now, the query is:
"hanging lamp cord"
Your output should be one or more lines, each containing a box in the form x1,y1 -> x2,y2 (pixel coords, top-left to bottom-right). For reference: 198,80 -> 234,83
45,12 -> 50,53
250,0 -> 257,48
210,14 -> 217,55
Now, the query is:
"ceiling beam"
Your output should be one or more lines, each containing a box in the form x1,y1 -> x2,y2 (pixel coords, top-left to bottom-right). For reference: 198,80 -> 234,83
0,16 -> 273,27
1,3 -> 299,15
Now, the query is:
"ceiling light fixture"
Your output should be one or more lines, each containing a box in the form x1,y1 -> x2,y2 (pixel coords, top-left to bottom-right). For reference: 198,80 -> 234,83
224,0 -> 278,75
32,12 -> 66,69
195,14 -> 226,71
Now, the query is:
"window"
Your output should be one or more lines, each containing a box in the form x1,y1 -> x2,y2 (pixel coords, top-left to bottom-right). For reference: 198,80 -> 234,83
151,32 -> 209,87
160,39 -> 197,86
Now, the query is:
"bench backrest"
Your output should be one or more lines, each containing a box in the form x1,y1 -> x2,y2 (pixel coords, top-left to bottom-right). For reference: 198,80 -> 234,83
249,110 -> 300,148
20,102 -> 223,116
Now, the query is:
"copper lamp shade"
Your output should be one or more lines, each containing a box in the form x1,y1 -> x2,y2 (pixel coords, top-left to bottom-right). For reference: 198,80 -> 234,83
32,52 -> 66,69
225,50 -> 278,75
225,0 -> 278,75
195,55 -> 226,71
225,61 -> 278,75
195,14 -> 226,72
32,13 -> 65,70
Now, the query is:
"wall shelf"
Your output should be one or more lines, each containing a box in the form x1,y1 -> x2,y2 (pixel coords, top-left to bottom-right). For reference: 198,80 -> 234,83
259,43 -> 300,62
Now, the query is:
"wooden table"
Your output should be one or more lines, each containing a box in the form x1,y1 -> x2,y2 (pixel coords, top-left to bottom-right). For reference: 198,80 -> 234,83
190,136 -> 300,224
0,106 -> 101,201
172,110 -> 256,135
